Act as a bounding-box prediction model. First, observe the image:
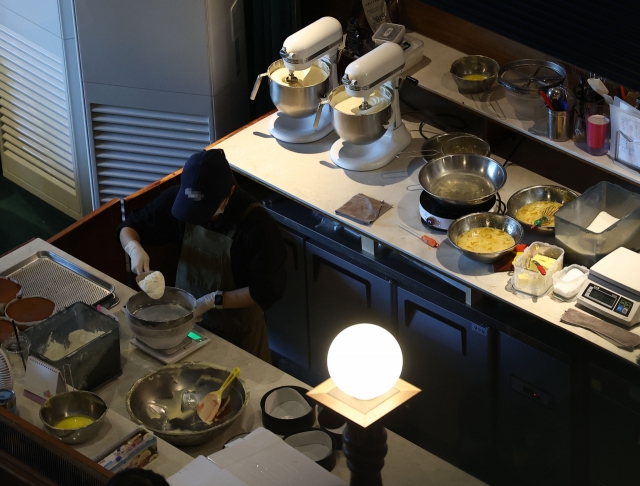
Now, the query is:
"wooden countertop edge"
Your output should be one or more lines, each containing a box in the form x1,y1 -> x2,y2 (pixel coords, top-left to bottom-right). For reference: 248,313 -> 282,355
204,110 -> 277,151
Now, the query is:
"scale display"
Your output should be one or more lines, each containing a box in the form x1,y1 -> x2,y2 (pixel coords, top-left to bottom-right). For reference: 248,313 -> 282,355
578,282 -> 640,326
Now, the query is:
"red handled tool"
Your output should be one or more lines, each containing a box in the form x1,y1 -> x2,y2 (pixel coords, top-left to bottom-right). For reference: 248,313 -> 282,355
531,259 -> 547,275
540,90 -> 557,110
398,224 -> 439,248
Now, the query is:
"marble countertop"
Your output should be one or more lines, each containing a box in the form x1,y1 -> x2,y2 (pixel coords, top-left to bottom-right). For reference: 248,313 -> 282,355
402,32 -> 640,187
211,114 -> 640,368
0,239 -> 485,485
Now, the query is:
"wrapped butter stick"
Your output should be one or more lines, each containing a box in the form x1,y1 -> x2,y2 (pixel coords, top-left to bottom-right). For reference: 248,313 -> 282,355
136,271 -> 165,300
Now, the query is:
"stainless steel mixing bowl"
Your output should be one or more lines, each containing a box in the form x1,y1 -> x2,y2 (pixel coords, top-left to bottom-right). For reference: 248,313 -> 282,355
419,154 -> 506,206
448,213 -> 524,263
40,391 -> 108,444
507,185 -> 580,235
125,287 -> 196,350
267,59 -> 332,118
126,362 -> 249,447
450,55 -> 499,93
326,84 -> 392,145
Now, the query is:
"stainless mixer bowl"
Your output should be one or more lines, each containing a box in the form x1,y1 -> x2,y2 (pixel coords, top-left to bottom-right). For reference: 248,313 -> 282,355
328,84 -> 393,145
268,59 -> 331,118
125,287 -> 196,350
126,362 -> 249,447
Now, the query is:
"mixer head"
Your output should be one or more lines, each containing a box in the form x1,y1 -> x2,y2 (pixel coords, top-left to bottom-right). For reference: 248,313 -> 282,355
279,17 -> 342,73
342,42 -> 405,99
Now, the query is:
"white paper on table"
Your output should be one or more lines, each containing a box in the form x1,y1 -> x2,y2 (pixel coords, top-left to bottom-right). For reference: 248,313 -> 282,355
611,97 -> 640,167
208,427 -> 346,486
167,455 -> 248,486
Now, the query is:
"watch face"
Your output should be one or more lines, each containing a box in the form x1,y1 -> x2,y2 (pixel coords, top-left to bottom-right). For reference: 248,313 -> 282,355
214,293 -> 224,306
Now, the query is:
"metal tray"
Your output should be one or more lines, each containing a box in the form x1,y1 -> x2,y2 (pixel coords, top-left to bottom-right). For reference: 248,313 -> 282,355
0,251 -> 118,311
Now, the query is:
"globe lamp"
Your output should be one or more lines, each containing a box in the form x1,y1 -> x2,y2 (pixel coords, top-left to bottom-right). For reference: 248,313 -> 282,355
327,324 -> 403,400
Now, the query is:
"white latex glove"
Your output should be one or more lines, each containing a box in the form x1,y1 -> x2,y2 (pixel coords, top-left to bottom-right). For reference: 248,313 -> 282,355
195,292 -> 217,317
124,240 -> 150,275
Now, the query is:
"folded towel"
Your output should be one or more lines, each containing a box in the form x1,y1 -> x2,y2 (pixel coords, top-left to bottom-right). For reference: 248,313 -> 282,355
560,308 -> 640,351
335,194 -> 392,226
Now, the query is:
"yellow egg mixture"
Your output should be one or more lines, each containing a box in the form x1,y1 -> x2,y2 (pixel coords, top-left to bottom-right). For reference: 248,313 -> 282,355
515,201 -> 563,225
462,74 -> 488,81
456,227 -> 515,253
55,415 -> 95,429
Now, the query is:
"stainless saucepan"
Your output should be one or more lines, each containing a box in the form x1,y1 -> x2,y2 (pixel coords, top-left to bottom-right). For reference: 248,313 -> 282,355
419,154 -> 506,207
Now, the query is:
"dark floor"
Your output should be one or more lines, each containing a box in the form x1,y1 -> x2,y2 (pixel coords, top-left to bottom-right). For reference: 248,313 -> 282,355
0,172 -> 75,255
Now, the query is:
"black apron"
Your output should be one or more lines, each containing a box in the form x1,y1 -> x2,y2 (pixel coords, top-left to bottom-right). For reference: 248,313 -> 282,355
175,203 -> 271,363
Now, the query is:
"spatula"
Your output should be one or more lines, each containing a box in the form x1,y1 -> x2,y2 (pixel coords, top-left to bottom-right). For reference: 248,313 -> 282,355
196,367 -> 240,424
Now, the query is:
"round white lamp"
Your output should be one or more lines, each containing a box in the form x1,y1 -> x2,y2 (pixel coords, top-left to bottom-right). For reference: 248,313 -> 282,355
327,323 -> 403,400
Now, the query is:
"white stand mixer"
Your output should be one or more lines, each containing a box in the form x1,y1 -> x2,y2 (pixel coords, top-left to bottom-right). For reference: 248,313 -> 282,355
250,17 -> 342,144
328,42 -> 412,171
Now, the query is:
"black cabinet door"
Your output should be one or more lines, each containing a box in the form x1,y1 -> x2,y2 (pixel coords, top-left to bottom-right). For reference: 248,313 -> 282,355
496,332 -> 571,486
589,366 -> 640,486
396,286 -> 494,467
306,242 -> 393,380
265,228 -> 309,368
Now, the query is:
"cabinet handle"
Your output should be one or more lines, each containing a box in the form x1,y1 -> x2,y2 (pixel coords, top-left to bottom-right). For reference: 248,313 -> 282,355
284,239 -> 299,271
312,254 -> 372,308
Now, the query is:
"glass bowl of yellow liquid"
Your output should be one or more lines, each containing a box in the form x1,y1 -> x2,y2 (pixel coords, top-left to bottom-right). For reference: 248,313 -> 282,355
40,391 -> 108,443
450,55 -> 499,93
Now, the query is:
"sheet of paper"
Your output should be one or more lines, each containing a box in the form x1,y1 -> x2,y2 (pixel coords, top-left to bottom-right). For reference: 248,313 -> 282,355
167,455 -> 248,486
611,98 -> 640,168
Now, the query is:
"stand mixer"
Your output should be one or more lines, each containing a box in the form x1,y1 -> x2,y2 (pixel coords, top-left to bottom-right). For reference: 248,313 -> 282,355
250,17 -> 342,143
315,42 -> 412,171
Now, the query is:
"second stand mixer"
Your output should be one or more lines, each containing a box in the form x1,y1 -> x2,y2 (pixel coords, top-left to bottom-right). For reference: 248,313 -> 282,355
315,42 -> 412,171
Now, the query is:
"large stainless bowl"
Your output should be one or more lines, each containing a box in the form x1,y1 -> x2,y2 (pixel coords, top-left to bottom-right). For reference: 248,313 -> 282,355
40,391 -> 107,444
125,287 -> 196,350
450,55 -> 499,93
507,185 -> 580,235
268,59 -> 331,118
126,362 -> 249,447
419,154 -> 506,207
327,84 -> 392,145
448,213 -> 524,263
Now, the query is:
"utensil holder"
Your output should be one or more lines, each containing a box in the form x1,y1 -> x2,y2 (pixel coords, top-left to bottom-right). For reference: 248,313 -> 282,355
548,109 -> 573,142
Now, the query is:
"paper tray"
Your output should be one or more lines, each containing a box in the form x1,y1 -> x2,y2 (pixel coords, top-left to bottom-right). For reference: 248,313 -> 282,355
0,251 -> 118,311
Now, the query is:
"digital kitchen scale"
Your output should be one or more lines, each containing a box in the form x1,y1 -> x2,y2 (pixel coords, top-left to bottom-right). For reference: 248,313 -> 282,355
131,325 -> 210,364
577,247 -> 640,327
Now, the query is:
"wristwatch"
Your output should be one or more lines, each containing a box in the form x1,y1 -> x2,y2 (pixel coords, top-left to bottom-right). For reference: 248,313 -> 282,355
213,290 -> 224,309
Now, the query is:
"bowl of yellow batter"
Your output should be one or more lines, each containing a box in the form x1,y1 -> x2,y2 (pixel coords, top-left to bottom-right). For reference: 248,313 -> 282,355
448,212 -> 523,263
507,185 -> 580,235
40,390 -> 107,443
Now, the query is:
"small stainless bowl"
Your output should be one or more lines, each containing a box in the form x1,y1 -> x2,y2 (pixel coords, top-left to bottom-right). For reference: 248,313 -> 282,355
507,185 -> 580,235
40,391 -> 107,444
448,212 -> 523,263
450,56 -> 499,93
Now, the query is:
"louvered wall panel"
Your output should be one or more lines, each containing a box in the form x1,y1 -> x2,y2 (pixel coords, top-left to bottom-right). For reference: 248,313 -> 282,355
0,23 -> 75,195
91,104 -> 210,203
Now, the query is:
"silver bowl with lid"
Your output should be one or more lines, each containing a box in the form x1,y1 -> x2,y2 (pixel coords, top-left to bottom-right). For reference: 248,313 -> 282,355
125,287 -> 196,350
499,59 -> 566,119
